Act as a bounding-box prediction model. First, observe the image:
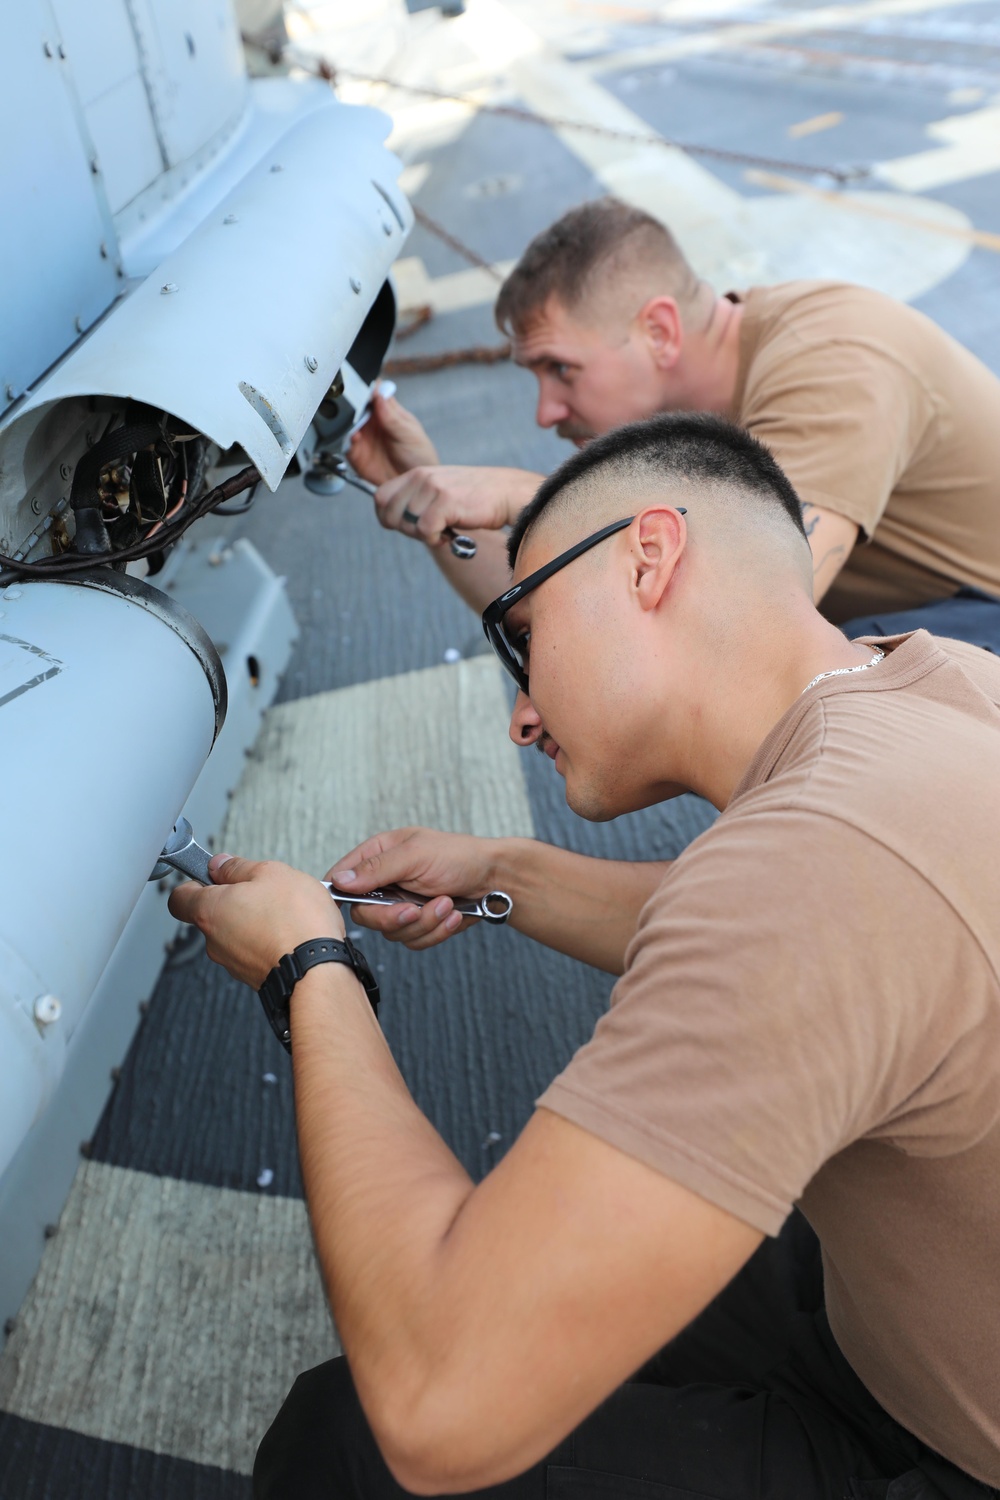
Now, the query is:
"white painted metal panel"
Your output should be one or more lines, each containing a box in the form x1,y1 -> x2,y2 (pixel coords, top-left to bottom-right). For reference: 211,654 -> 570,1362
84,72 -> 168,215
9,98 -> 412,490
129,0 -> 248,168
0,1 -> 120,410
48,0 -> 145,106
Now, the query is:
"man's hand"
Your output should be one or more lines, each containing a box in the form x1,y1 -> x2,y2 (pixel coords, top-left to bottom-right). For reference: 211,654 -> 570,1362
374,465 -> 541,546
168,856 -> 344,987
327,827 -> 501,951
347,390 -> 439,486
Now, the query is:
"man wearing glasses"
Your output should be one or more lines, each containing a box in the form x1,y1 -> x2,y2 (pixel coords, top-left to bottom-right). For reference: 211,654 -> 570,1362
172,414 -> 1000,1500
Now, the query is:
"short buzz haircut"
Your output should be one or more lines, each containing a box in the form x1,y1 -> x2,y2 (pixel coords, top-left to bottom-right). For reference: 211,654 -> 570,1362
495,198 -> 700,337
507,413 -> 809,567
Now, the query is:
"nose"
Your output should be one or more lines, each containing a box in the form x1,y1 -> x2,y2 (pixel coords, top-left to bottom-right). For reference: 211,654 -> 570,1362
535,380 -> 569,431
509,690 -> 543,747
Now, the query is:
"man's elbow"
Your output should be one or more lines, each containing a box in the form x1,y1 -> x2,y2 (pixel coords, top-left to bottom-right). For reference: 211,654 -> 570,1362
371,1379 -> 516,1496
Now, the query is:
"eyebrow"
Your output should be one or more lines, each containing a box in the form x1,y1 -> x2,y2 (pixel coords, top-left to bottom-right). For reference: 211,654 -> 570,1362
513,353 -> 582,372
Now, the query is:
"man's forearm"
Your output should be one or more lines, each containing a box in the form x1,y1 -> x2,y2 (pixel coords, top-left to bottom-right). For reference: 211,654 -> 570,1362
289,966 -> 476,1474
489,839 -> 670,974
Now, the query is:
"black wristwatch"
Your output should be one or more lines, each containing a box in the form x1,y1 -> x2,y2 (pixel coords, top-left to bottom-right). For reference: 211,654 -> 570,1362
257,936 -> 381,1052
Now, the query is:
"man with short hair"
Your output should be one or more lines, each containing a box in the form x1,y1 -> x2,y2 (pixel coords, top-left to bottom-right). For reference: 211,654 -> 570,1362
356,198 -> 1000,646
173,414 -> 1000,1499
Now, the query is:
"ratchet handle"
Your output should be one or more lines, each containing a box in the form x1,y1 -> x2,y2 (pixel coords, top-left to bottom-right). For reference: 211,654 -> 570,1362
324,881 -> 511,924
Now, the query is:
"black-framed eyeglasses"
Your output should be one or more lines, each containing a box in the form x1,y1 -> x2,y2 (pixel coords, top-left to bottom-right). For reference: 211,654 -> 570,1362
481,510 -> 686,693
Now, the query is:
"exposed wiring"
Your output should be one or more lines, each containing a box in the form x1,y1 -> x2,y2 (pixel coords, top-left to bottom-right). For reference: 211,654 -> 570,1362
211,481 -> 260,517
0,466 -> 261,585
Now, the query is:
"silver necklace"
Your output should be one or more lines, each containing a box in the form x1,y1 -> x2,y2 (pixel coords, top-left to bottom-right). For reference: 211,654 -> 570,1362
802,646 -> 884,695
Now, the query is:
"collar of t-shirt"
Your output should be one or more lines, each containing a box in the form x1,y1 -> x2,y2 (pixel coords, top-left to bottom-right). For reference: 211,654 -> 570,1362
731,630 -> 945,803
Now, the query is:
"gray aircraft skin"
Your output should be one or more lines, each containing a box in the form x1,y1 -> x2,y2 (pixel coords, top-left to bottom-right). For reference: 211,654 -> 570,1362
0,0 -> 411,1326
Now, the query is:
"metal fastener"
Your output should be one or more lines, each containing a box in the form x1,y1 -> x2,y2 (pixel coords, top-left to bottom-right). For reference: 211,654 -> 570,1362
223,213 -> 238,224
2,587 -> 22,601
33,994 -> 62,1027
4,385 -> 15,402
270,163 -> 282,173
57,44 -> 65,59
160,283 -> 179,295
90,156 -> 99,175
99,241 -> 108,259
304,355 -> 318,373
74,315 -> 84,333
59,462 -> 72,480
350,277 -> 362,294
43,41 -> 52,57
30,497 -> 41,515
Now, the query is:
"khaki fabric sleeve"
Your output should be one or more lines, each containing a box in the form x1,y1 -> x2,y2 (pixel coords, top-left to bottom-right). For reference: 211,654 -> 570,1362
741,339 -> 936,537
538,807 -> 982,1235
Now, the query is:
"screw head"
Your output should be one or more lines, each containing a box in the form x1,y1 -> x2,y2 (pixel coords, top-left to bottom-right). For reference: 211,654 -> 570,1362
33,994 -> 62,1027
59,463 -> 72,480
350,277 -> 362,294
160,282 -> 179,295
30,497 -> 41,515
43,41 -> 53,57
4,385 -> 15,402
304,355 -> 319,373
57,44 -> 65,59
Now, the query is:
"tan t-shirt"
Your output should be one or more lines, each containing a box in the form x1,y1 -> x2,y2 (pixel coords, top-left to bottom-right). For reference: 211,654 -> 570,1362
731,282 -> 1000,623
540,631 -> 1000,1486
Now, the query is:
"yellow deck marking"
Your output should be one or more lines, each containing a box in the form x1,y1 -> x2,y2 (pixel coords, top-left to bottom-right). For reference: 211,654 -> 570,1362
788,110 -> 844,139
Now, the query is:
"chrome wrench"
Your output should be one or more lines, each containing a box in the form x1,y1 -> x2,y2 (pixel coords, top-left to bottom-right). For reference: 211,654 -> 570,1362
152,819 -> 513,924
332,463 -> 478,560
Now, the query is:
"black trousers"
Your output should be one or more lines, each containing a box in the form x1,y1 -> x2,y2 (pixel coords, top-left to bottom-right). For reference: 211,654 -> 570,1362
253,1213 -> 994,1500
839,588 -> 1000,655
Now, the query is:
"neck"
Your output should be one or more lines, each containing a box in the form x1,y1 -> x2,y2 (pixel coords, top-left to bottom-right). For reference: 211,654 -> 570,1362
672,602 -> 880,809
676,295 -> 744,415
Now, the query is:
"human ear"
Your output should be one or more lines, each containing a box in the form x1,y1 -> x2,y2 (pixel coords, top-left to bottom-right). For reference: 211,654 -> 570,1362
632,507 -> 686,611
639,297 -> 683,370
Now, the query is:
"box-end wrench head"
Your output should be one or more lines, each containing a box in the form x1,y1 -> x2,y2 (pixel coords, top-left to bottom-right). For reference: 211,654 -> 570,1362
150,816 -> 215,885
324,882 -> 512,924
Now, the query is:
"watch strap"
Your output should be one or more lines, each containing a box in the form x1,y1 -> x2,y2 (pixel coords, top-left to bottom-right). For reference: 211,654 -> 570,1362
258,936 -> 380,1052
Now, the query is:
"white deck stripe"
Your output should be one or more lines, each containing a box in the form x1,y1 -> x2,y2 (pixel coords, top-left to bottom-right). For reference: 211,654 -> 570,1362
0,1162 -> 335,1476
877,104 -> 1000,192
